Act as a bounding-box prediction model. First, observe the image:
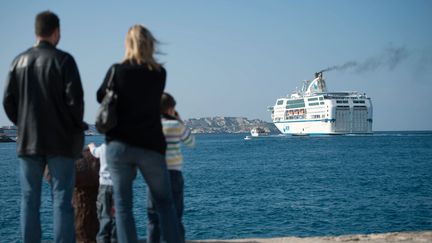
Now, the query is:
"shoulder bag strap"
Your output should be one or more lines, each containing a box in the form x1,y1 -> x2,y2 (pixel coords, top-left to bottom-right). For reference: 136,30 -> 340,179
106,66 -> 116,91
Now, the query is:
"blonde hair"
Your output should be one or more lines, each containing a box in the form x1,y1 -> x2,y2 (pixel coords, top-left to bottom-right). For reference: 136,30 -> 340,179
123,24 -> 161,70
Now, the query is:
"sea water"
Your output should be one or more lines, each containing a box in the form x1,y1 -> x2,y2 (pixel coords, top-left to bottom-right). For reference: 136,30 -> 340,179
1,132 -> 431,241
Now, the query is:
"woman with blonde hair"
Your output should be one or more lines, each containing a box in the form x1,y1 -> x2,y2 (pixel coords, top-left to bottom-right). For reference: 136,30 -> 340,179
97,25 -> 181,243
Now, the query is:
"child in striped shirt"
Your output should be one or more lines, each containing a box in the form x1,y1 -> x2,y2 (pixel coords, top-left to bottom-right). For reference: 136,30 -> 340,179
147,92 -> 195,243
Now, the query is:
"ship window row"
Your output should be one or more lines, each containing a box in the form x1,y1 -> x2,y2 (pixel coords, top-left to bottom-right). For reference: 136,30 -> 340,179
285,109 -> 306,120
353,100 -> 365,103
286,115 -> 306,120
336,100 -> 349,104
287,99 -> 305,105
286,104 -> 305,109
309,102 -> 320,106
285,109 -> 305,115
277,100 -> 284,105
308,97 -> 324,101
326,96 -> 351,100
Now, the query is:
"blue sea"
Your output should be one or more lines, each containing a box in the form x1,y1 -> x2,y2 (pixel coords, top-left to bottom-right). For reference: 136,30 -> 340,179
1,132 -> 432,242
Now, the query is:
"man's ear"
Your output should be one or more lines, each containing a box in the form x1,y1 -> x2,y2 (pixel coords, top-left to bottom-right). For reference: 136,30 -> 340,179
52,28 -> 60,45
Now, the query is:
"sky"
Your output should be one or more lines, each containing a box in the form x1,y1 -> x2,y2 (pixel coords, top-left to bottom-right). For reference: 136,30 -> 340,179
1,1 -> 431,131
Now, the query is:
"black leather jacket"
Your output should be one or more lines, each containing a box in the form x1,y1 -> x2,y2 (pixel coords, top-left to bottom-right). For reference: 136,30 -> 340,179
3,41 -> 87,158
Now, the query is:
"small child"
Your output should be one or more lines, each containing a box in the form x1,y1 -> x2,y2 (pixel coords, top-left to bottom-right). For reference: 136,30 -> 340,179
88,142 -> 117,243
147,92 -> 195,243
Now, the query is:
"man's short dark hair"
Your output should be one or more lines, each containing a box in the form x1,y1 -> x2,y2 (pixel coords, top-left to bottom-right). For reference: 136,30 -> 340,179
161,92 -> 176,113
35,11 -> 60,37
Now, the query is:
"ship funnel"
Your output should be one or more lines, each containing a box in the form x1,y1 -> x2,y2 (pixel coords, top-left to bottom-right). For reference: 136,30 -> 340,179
306,71 -> 327,94
314,71 -> 323,79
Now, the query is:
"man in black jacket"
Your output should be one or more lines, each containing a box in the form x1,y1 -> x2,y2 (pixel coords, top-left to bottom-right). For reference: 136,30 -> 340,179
3,11 -> 86,243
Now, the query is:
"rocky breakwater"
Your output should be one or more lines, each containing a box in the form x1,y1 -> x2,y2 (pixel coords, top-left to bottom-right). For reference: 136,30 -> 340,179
73,148 -> 100,243
184,117 -> 279,134
185,231 -> 432,243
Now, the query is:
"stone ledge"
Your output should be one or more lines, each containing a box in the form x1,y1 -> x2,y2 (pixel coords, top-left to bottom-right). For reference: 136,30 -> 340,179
181,231 -> 432,243
41,231 -> 432,243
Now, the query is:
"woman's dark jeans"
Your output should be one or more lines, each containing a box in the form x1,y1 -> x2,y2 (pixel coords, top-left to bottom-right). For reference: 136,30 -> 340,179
147,170 -> 185,243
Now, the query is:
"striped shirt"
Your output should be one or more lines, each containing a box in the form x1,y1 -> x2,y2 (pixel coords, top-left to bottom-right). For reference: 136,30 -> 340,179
162,117 -> 195,171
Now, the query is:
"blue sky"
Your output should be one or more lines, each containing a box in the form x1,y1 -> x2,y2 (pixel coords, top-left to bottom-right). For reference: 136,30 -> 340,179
1,1 -> 431,130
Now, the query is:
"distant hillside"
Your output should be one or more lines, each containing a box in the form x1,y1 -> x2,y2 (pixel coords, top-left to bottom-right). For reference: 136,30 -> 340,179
86,117 -> 280,135
184,117 -> 279,134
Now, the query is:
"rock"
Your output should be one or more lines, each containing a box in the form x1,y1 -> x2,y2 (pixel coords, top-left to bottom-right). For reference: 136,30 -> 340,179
73,148 -> 100,243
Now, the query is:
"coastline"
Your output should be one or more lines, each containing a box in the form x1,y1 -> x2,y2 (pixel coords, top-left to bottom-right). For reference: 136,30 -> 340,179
184,231 -> 432,243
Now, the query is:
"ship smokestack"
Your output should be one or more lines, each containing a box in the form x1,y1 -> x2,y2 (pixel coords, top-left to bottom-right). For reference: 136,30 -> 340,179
311,71 -> 326,93
314,71 -> 324,79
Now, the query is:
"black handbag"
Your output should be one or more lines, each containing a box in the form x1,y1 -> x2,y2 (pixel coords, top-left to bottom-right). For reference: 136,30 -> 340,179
95,66 -> 118,133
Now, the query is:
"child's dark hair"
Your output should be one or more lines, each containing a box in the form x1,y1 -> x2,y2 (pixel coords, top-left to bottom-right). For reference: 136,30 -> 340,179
161,92 -> 176,114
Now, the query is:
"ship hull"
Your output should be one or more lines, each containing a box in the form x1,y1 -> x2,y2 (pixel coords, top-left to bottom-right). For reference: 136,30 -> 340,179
274,119 -> 372,135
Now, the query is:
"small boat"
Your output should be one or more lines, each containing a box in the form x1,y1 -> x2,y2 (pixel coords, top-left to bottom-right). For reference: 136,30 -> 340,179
250,127 -> 268,137
85,131 -> 96,136
244,136 -> 252,140
292,133 -> 309,137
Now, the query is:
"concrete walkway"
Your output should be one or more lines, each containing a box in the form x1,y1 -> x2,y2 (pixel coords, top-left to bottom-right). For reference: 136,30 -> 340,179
183,231 -> 432,243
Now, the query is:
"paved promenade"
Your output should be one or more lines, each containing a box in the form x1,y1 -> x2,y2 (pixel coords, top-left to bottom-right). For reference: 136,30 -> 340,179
182,231 -> 432,243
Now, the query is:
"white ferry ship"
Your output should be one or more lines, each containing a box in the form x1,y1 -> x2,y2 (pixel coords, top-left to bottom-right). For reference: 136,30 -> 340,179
268,72 -> 373,135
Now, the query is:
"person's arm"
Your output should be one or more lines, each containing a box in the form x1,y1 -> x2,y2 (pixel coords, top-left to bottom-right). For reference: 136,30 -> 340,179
62,54 -> 85,130
180,122 -> 195,148
3,63 -> 18,124
88,143 -> 101,158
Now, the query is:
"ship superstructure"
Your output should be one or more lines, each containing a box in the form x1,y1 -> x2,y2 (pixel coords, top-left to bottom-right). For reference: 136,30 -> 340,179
268,72 -> 373,135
